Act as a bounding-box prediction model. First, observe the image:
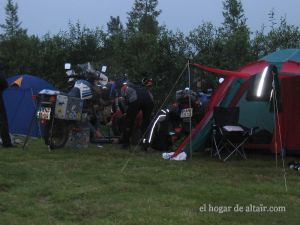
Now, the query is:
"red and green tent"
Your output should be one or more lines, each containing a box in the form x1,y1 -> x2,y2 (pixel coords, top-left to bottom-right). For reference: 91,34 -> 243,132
173,49 -> 300,158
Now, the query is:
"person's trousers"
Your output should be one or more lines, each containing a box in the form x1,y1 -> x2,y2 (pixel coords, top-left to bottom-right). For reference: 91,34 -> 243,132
122,100 -> 154,144
0,96 -> 12,146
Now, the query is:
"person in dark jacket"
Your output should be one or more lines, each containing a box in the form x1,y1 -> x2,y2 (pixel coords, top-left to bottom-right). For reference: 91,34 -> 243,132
119,78 -> 154,148
0,68 -> 13,147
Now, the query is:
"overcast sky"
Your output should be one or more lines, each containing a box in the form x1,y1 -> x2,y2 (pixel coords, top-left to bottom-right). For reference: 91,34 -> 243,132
0,0 -> 299,36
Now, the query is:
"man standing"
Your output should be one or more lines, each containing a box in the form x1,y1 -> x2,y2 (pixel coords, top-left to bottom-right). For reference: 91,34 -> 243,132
0,65 -> 13,147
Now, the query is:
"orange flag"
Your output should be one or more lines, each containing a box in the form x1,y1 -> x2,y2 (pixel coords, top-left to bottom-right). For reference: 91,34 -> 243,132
11,76 -> 23,87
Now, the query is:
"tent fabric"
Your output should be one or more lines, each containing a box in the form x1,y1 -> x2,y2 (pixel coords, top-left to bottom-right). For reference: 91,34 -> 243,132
261,48 -> 300,64
172,49 -> 300,159
280,61 -> 300,76
193,63 -> 251,78
238,60 -> 269,74
3,74 -> 56,137
281,77 -> 300,150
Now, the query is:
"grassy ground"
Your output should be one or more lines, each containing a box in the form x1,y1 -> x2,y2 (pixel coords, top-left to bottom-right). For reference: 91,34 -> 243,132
0,139 -> 299,225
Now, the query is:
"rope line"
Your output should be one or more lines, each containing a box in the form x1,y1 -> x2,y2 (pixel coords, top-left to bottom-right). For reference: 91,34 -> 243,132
187,61 -> 193,159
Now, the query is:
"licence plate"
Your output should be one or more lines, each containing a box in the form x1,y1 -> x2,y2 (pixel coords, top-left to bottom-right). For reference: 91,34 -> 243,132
37,107 -> 52,120
180,108 -> 193,118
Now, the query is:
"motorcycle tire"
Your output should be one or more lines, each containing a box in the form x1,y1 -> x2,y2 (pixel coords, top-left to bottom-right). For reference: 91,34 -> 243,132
44,120 -> 69,149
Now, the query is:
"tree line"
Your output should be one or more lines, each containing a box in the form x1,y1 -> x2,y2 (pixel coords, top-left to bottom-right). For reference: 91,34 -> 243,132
1,0 -> 300,98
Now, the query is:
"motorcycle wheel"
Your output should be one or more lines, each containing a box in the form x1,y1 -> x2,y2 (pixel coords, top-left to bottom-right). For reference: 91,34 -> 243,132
44,120 -> 69,149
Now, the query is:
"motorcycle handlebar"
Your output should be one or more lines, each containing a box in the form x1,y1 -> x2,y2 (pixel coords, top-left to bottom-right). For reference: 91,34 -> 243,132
66,73 -> 106,81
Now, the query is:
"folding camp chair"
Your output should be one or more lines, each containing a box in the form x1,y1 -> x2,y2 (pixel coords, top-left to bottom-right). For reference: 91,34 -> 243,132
211,106 -> 256,161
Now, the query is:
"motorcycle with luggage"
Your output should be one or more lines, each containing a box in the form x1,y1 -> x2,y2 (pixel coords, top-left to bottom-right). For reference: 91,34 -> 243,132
36,62 -> 108,149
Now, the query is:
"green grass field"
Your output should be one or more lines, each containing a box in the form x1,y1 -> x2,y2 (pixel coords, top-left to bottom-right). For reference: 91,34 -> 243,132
0,139 -> 299,225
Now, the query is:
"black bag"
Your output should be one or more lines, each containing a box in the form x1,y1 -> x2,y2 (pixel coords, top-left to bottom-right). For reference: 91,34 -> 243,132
150,118 -> 172,151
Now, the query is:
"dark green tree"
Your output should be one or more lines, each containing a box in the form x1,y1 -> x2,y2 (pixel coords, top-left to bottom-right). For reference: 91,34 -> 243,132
103,16 -> 126,77
107,16 -> 123,36
63,21 -> 106,64
266,16 -> 300,52
219,0 -> 251,69
0,33 -> 41,76
38,22 -> 107,88
124,0 -> 162,81
222,0 -> 246,32
126,0 -> 161,35
0,0 -> 39,76
250,26 -> 268,59
268,8 -> 277,30
0,0 -> 25,37
154,30 -> 189,99
187,22 -> 221,66
36,33 -> 69,88
251,12 -> 300,59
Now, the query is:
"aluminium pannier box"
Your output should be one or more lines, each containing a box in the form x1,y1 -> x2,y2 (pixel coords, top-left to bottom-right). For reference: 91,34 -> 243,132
54,94 -> 83,121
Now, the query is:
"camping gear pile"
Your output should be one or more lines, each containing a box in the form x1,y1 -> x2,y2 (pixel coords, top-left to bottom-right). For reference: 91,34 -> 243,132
143,86 -> 206,152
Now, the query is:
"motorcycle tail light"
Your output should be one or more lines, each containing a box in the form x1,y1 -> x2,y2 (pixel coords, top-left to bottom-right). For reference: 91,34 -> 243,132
49,96 -> 56,103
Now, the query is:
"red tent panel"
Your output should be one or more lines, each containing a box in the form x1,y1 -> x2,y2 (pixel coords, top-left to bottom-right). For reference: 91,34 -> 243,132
281,77 -> 300,150
238,60 -> 269,74
192,63 -> 250,78
280,61 -> 300,75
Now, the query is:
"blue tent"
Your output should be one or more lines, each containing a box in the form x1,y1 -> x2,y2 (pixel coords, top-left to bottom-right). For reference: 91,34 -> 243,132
3,74 -> 56,137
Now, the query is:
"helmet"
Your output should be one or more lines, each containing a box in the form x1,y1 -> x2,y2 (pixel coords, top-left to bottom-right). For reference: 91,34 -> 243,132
142,78 -> 153,87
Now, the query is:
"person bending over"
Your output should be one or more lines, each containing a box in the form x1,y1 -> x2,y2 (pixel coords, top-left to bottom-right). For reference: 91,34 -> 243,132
119,78 -> 154,148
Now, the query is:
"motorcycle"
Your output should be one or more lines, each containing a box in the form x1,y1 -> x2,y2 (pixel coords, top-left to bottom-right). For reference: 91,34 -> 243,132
36,62 -> 108,149
175,87 -> 203,134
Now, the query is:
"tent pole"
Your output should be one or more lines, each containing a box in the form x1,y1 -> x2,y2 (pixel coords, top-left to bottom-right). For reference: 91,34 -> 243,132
22,105 -> 38,150
272,80 -> 278,168
271,67 -> 288,192
31,88 -> 43,138
187,60 -> 192,160
22,88 -> 42,150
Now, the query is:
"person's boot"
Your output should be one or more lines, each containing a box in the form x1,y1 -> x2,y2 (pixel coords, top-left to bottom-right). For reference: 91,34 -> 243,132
2,143 -> 14,148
